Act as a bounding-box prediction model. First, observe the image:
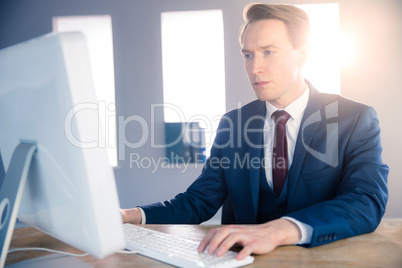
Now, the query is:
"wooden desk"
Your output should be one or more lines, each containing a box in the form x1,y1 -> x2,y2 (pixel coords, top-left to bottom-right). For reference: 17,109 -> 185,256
6,219 -> 402,267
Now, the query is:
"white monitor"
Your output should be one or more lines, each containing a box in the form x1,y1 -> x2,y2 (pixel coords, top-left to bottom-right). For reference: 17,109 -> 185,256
0,32 -> 124,262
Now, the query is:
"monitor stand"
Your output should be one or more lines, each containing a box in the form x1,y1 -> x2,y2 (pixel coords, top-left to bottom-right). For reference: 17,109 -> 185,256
0,141 -> 37,267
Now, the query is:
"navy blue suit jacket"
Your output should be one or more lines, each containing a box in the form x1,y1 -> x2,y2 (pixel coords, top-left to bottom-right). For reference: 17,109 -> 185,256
142,81 -> 388,247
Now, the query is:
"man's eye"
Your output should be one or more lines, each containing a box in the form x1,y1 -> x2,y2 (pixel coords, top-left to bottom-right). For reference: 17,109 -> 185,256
244,54 -> 253,59
265,51 -> 273,55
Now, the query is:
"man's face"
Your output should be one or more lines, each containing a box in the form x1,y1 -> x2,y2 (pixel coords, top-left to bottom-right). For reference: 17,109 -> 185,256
241,19 -> 306,108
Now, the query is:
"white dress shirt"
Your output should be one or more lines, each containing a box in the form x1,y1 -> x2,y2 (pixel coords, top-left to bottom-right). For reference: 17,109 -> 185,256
263,85 -> 313,245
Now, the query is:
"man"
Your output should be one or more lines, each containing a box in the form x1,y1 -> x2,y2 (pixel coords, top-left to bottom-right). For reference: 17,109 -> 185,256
121,3 -> 388,260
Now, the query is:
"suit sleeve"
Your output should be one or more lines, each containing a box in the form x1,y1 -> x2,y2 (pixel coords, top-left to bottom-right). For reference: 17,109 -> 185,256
286,106 -> 389,247
140,115 -> 231,224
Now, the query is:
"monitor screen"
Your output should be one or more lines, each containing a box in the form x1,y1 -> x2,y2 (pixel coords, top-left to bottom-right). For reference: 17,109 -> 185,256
0,32 -> 124,259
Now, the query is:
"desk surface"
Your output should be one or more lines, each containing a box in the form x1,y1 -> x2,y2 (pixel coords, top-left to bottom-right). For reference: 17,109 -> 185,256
6,219 -> 402,267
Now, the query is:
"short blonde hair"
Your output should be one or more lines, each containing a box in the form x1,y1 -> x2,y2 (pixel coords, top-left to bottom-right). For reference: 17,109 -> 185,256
240,3 -> 310,48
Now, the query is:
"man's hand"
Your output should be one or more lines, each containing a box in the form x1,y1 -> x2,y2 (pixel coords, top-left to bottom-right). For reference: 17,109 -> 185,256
120,207 -> 142,224
198,218 -> 301,260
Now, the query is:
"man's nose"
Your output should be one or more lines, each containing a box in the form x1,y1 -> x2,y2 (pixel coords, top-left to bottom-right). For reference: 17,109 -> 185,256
252,57 -> 263,75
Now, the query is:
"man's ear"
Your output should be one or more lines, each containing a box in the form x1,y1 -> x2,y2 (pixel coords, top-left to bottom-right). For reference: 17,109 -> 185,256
297,44 -> 310,66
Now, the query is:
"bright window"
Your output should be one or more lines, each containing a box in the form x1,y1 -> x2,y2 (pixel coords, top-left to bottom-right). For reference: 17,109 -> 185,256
161,10 -> 226,158
298,3 -> 342,94
53,15 -> 117,166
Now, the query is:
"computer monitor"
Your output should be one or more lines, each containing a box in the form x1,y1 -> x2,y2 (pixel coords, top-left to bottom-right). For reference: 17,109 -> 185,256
0,32 -> 125,264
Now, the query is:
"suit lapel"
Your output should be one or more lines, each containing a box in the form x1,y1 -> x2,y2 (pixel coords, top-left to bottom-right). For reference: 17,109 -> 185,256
245,101 -> 266,222
286,82 -> 323,204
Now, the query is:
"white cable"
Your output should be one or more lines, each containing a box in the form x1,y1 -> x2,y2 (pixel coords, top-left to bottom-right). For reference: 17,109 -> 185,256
117,249 -> 139,254
7,247 -> 89,257
8,247 -> 139,257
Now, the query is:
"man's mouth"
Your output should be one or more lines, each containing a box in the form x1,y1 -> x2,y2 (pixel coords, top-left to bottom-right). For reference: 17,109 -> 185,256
254,81 -> 270,87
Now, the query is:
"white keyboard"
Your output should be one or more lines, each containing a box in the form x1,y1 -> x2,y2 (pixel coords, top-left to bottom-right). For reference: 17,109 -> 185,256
123,224 -> 254,268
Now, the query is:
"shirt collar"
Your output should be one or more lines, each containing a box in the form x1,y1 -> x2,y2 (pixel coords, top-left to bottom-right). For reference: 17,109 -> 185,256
265,84 -> 310,121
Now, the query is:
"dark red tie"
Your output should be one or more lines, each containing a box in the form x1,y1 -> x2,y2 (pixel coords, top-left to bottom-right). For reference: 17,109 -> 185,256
272,110 -> 291,196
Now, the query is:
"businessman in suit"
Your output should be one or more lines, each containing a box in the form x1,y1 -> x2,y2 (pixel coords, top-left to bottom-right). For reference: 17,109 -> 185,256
121,4 -> 388,260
